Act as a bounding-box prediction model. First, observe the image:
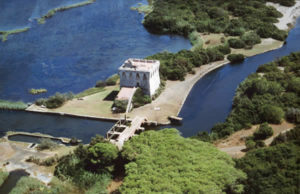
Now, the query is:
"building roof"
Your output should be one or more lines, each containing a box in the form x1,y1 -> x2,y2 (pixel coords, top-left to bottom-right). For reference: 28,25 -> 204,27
120,58 -> 159,72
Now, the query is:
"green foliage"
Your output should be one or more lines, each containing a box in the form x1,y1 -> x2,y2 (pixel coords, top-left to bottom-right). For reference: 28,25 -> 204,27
228,38 -> 245,49
105,74 -> 119,86
29,88 -> 47,95
38,0 -> 95,24
143,0 -> 291,41
208,52 -> 300,138
228,54 -> 245,63
9,176 -> 46,194
286,108 -> 300,123
55,143 -> 112,191
236,127 -> 300,194
241,31 -> 261,46
88,142 -> 119,172
36,138 -> 59,151
260,105 -> 284,124
271,125 -> 300,145
132,88 -> 152,108
9,176 -> 78,194
0,27 -> 29,42
35,92 -> 74,108
112,100 -> 127,113
253,123 -> 273,140
120,129 -> 246,193
0,99 -> 27,110
0,169 -> 8,187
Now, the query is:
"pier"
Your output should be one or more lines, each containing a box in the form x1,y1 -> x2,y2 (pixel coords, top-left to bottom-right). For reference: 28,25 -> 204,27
106,116 -> 147,149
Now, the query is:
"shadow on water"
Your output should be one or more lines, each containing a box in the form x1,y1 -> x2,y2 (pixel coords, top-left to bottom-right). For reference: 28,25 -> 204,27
0,169 -> 29,194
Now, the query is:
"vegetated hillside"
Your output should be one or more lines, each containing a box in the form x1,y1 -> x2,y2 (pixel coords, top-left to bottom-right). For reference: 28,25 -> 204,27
120,128 -> 246,193
144,0 -> 292,40
236,125 -> 300,194
196,52 -> 300,140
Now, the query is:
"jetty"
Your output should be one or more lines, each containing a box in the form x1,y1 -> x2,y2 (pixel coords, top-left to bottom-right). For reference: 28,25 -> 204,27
106,116 -> 147,149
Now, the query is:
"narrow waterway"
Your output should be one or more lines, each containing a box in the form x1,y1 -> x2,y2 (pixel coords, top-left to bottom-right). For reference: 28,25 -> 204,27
0,169 -> 29,194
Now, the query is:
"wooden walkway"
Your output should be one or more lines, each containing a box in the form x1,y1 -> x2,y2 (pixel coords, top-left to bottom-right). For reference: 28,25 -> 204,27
106,116 -> 146,149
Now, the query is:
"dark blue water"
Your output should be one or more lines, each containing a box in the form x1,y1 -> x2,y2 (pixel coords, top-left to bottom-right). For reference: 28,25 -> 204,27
0,0 -> 191,102
8,134 -> 66,144
174,18 -> 300,136
0,110 -> 113,143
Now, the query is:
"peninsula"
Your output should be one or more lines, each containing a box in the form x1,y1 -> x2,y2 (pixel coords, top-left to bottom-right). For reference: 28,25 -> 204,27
26,1 -> 300,124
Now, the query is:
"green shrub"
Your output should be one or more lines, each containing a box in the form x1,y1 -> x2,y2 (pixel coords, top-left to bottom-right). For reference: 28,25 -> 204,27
286,108 -> 300,123
37,138 -> 59,151
121,129 -> 246,193
112,100 -> 127,113
245,139 -> 256,150
228,38 -> 245,48
260,105 -> 284,124
253,123 -> 273,140
132,88 -> 152,108
0,99 -> 27,110
35,92 -> 74,108
227,54 -> 245,63
0,169 -> 9,186
241,31 -> 261,46
29,88 -> 47,95
95,80 -> 106,88
105,74 -> 119,86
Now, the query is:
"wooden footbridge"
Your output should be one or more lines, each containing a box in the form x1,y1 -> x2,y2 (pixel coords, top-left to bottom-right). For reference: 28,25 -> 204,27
106,116 -> 147,149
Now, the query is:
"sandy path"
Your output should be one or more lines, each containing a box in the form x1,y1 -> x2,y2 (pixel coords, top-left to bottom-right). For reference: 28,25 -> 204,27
267,0 -> 300,30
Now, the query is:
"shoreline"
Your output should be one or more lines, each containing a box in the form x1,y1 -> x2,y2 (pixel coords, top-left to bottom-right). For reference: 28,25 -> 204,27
26,3 -> 299,124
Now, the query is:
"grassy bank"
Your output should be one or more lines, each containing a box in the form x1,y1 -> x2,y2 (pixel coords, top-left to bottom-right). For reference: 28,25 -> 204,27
0,27 -> 30,42
38,0 -> 96,24
0,169 -> 9,187
0,100 -> 27,110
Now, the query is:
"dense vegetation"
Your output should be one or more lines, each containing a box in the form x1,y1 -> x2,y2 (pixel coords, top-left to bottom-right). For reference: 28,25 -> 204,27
9,176 -> 79,194
132,88 -> 152,108
197,52 -> 300,139
144,0 -> 291,40
147,44 -> 230,80
236,126 -> 300,194
228,54 -> 245,63
35,92 -> 74,108
0,169 -> 8,187
54,136 -> 116,193
0,99 -> 27,110
120,129 -> 246,193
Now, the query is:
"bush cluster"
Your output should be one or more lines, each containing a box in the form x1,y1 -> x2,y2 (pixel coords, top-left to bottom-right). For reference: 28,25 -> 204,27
147,44 -> 229,81
143,0 -> 292,41
132,88 -> 152,108
35,92 -> 74,109
227,54 -> 245,63
95,74 -> 119,87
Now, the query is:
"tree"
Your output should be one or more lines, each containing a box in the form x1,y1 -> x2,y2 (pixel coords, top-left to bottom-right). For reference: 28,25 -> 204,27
120,129 -> 246,193
260,105 -> 284,124
227,54 -> 245,63
253,123 -> 273,140
88,142 -> 118,171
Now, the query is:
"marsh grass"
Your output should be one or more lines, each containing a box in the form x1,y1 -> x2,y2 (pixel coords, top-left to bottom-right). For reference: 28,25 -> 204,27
0,100 -> 27,110
29,88 -> 47,95
38,0 -> 96,24
189,31 -> 203,50
0,27 -> 29,42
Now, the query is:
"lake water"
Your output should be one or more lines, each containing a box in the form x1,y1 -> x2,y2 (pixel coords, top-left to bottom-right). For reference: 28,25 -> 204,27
0,0 -> 299,142
0,0 -> 191,102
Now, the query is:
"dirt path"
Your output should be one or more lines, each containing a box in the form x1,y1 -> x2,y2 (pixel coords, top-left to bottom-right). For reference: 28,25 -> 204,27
215,121 -> 295,158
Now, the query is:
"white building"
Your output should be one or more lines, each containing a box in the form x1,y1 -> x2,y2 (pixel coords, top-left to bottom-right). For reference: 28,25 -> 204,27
118,58 -> 160,96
